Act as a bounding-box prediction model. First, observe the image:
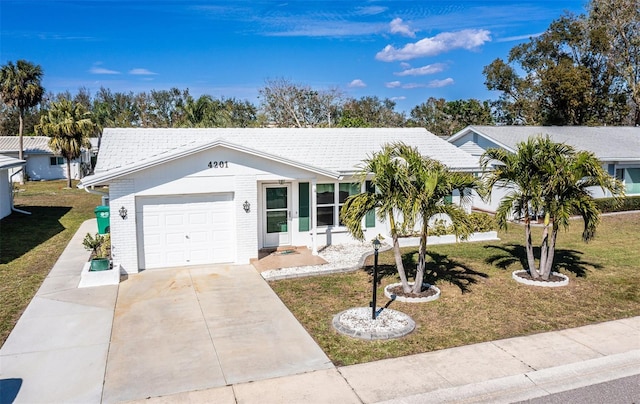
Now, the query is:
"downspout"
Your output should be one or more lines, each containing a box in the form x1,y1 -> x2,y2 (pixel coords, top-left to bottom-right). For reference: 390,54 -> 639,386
10,168 -> 31,215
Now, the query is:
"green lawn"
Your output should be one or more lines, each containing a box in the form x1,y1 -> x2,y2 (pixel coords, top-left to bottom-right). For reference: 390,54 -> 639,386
271,212 -> 640,366
0,180 -> 101,345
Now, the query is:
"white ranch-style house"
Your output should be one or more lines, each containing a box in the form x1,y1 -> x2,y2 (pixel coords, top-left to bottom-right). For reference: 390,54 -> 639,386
448,126 -> 640,213
0,136 -> 92,182
79,128 -> 480,274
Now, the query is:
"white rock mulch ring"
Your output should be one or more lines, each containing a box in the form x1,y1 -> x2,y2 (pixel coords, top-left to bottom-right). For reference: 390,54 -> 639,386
332,307 -> 415,340
512,270 -> 569,287
384,282 -> 441,303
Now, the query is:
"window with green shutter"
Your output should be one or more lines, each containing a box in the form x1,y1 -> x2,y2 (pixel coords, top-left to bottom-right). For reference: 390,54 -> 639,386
365,180 -> 375,228
299,182 -> 310,231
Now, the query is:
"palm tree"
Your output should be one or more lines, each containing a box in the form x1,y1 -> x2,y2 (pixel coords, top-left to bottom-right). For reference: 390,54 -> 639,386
481,136 -> 624,280
398,144 -> 478,293
36,99 -> 95,188
0,60 -> 44,183
341,142 -> 478,294
340,143 -> 414,292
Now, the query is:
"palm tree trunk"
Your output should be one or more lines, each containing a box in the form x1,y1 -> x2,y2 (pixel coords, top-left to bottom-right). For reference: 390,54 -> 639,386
539,225 -> 549,278
389,213 -> 411,293
542,226 -> 559,279
524,215 -> 539,278
18,110 -> 25,184
412,215 -> 428,294
65,157 -> 72,188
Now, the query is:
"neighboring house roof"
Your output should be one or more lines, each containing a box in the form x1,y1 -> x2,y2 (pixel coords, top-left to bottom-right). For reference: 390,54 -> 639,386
449,126 -> 640,162
0,136 -> 55,155
81,128 -> 480,187
0,155 -> 26,170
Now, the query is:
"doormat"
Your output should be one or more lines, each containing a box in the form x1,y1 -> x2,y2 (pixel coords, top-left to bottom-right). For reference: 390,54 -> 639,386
273,249 -> 298,256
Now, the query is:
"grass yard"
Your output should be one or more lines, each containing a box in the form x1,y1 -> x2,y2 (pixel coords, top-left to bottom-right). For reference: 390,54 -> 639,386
0,180 -> 102,345
271,212 -> 640,366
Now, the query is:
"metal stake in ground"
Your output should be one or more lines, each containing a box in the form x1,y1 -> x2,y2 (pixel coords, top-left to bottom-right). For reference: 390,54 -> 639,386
371,238 -> 381,320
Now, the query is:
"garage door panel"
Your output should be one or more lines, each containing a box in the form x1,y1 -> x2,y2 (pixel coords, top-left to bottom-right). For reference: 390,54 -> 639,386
138,193 -> 235,269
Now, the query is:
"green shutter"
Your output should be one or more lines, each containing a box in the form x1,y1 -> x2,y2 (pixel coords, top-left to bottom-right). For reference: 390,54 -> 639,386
365,181 -> 375,228
299,182 -> 310,231
444,194 -> 453,205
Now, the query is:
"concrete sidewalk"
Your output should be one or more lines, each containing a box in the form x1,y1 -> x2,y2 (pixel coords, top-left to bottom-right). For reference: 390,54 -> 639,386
1,219 -> 639,403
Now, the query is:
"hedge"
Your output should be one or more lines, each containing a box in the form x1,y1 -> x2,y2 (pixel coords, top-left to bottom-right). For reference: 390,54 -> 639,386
594,196 -> 640,213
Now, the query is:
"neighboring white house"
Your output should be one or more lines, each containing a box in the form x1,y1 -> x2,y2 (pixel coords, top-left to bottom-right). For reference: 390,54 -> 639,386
0,155 -> 26,219
78,128 -> 480,274
448,126 -> 640,212
0,136 -> 92,182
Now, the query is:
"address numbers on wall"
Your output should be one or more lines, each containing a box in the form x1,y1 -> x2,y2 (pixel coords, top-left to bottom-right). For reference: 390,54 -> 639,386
208,161 -> 229,169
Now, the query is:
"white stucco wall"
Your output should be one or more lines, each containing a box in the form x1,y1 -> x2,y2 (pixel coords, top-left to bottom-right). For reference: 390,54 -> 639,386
0,170 -> 11,219
7,154 -> 86,182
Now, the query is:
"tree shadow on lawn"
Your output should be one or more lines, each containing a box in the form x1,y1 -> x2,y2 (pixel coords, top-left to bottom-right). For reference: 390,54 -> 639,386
483,243 -> 603,278
0,206 -> 70,264
365,251 -> 489,294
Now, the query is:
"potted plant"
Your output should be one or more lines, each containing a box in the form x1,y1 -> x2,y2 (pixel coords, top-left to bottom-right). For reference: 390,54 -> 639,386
83,233 -> 111,271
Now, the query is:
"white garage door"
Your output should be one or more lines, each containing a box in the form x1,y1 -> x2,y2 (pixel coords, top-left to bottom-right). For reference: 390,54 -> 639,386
137,193 -> 235,269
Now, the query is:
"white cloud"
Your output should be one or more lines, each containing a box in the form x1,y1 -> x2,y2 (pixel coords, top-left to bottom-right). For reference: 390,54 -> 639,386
389,18 -> 416,38
348,79 -> 366,88
497,32 -> 543,42
376,29 -> 491,62
385,81 -> 402,88
402,83 -> 426,89
391,96 -> 406,101
129,68 -> 158,75
89,63 -> 120,75
356,6 -> 387,15
427,78 -> 455,88
395,63 -> 446,76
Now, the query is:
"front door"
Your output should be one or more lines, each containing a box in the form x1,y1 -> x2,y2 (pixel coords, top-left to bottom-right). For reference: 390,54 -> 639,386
263,184 -> 291,247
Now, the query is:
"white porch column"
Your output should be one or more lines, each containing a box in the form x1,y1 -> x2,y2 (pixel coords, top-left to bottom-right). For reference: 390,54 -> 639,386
311,178 -> 318,255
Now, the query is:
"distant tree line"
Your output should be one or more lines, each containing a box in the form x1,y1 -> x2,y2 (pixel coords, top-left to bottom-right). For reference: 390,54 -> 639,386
2,0 -> 638,139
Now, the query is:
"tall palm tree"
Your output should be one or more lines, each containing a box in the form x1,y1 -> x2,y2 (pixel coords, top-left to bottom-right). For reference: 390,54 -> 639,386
341,143 -> 414,292
482,136 -> 624,280
36,99 -> 95,188
398,144 -> 478,293
341,142 -> 478,293
0,60 -> 44,183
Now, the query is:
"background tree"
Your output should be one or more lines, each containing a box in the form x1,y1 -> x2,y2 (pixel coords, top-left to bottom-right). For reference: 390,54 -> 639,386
36,99 -> 95,188
337,96 -> 406,128
259,78 -> 342,127
0,60 -> 44,183
589,0 -> 640,125
409,97 -> 493,136
484,9 -> 631,126
481,137 -> 624,280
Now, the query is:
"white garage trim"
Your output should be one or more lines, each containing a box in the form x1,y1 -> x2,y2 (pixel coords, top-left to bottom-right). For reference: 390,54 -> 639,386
136,193 -> 235,270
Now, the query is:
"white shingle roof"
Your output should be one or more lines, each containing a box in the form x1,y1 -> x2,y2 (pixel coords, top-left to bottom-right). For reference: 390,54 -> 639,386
90,128 -> 479,183
0,136 -> 54,154
453,126 -> 640,161
0,155 -> 26,170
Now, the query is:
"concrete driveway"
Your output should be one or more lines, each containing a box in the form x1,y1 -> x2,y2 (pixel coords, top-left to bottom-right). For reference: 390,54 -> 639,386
102,264 -> 333,403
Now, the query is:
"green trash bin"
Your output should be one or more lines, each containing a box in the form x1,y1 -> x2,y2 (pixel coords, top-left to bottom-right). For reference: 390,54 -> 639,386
95,205 -> 110,234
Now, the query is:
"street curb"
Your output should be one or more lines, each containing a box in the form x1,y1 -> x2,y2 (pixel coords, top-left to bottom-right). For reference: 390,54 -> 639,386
377,349 -> 640,403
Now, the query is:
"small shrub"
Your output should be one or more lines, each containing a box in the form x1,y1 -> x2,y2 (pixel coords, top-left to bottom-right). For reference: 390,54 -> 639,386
468,212 -> 497,232
82,233 -> 110,259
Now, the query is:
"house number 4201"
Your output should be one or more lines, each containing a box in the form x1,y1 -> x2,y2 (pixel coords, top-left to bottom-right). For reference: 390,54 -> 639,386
208,161 -> 229,168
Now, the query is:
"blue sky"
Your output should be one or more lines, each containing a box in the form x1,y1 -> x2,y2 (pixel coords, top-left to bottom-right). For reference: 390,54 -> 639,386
1,1 -> 588,113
